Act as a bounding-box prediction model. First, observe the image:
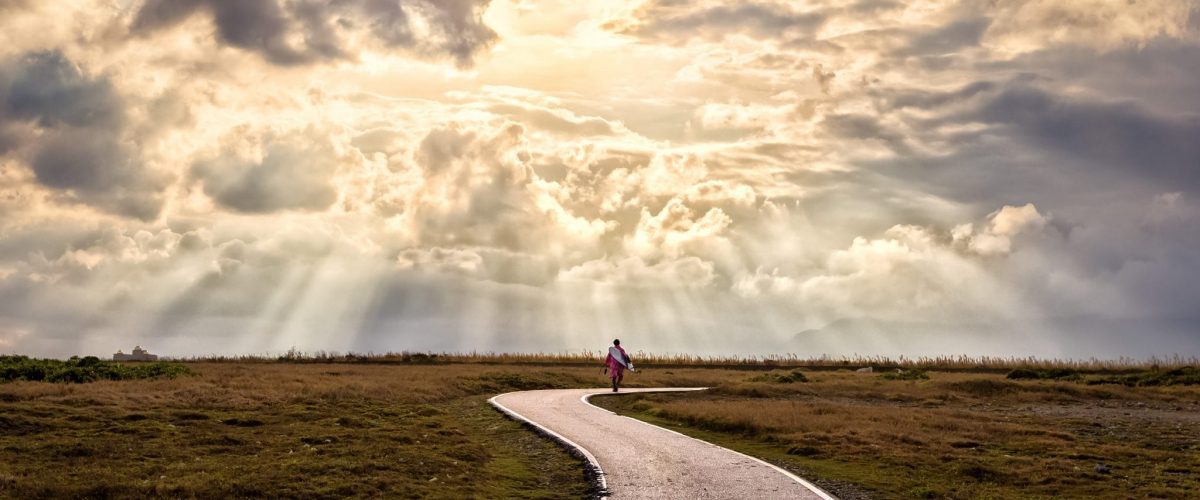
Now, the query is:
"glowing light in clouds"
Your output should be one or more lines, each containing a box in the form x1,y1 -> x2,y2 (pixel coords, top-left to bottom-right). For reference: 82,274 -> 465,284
0,0 -> 1198,358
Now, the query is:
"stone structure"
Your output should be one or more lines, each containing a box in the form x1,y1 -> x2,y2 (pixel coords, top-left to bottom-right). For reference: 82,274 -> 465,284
113,345 -> 158,361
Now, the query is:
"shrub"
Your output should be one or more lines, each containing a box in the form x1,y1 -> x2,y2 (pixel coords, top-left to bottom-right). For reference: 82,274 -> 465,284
1086,367 -> 1199,387
0,355 -> 192,384
1006,368 -> 1081,381
880,369 -> 929,381
750,369 -> 809,384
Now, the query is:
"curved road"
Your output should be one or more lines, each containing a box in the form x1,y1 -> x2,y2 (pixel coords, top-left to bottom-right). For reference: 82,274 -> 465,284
490,388 -> 834,499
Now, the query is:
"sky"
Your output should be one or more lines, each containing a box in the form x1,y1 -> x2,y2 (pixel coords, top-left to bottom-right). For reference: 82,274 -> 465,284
0,0 -> 1198,359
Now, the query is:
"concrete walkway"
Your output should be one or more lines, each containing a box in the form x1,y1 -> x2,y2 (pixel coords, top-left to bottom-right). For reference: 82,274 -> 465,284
490,388 -> 834,499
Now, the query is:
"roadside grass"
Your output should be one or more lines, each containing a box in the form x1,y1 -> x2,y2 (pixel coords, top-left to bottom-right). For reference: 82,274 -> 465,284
592,369 -> 1200,499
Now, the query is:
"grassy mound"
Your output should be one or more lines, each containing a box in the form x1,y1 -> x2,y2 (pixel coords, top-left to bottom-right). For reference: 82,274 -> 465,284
749,369 -> 809,384
1085,366 -> 1200,387
879,368 -> 930,381
0,355 -> 191,383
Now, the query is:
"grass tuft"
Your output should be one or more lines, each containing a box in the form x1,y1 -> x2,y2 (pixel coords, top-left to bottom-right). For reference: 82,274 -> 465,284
879,368 -> 930,381
749,369 -> 809,384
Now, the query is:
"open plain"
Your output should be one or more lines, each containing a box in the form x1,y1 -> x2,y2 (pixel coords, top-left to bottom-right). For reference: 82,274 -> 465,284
1,357 -> 1197,498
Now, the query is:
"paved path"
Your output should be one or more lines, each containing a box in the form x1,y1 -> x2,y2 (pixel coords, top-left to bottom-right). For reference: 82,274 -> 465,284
490,388 -> 834,499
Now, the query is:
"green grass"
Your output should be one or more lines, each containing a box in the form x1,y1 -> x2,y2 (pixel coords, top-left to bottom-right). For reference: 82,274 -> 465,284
1007,366 -> 1200,386
1085,367 -> 1200,387
0,355 -> 191,383
879,368 -> 929,381
748,369 -> 809,384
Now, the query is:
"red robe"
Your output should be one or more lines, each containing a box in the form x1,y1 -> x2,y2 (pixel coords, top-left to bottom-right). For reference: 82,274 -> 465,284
605,346 -> 630,380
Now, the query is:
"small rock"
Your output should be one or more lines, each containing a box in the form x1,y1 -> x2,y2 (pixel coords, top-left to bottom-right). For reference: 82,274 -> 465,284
1094,464 -> 1111,474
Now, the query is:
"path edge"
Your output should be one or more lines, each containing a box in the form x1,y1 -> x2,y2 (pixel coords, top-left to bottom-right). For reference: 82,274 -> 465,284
488,392 -> 609,499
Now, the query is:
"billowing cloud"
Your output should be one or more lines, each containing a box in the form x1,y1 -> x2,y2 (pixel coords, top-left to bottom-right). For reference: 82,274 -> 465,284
191,129 -> 344,213
0,0 -> 1198,358
131,0 -> 498,67
0,51 -> 168,220
609,1 -> 826,42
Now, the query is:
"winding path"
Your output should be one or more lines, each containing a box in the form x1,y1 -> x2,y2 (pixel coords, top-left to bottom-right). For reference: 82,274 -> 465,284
490,388 -> 834,499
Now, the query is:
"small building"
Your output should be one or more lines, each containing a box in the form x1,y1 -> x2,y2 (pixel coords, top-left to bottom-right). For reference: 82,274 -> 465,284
113,345 -> 158,361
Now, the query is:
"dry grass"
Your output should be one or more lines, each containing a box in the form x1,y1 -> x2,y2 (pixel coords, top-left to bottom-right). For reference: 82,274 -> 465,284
186,350 -> 1198,373
0,361 -> 747,498
4,358 -> 1197,499
0,363 -> 625,498
594,369 -> 1200,499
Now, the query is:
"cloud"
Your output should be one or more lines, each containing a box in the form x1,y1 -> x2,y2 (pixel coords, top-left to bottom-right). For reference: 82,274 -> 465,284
961,203 -> 1046,256
131,0 -> 499,67
558,255 -> 716,288
191,129 -> 343,213
0,51 -> 168,220
611,1 -> 826,42
1,0 -> 1199,358
972,85 -> 1200,192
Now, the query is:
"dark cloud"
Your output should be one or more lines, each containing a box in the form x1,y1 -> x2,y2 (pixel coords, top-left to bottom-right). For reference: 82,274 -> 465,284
986,40 -> 1200,117
29,130 -> 164,220
821,113 -> 912,155
191,134 -> 340,213
0,51 -> 167,220
616,2 -> 825,42
131,0 -> 498,67
973,85 -> 1200,192
3,51 -> 124,128
897,17 -> 990,56
875,80 -> 996,110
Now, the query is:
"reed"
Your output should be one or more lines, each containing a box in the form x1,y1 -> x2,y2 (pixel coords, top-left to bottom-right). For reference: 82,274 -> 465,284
177,349 -> 1198,373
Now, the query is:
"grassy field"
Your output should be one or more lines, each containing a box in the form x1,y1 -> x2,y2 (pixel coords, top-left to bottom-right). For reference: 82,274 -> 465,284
1,356 -> 1197,498
0,360 -> 744,499
592,368 -> 1200,499
0,363 -> 617,498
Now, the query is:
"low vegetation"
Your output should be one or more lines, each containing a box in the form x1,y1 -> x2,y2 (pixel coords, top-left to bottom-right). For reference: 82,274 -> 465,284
0,364 -> 609,497
749,369 -> 809,384
1007,366 -> 1200,386
0,355 -> 191,384
2,354 -> 1196,498
187,350 -> 1198,373
593,369 -> 1200,499
878,368 -> 930,381
0,360 -> 739,498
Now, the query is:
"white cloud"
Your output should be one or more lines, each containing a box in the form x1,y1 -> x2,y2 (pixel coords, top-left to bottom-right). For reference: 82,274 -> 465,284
0,0 -> 1197,357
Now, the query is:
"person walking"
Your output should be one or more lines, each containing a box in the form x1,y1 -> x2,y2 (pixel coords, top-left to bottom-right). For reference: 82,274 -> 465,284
604,339 -> 634,392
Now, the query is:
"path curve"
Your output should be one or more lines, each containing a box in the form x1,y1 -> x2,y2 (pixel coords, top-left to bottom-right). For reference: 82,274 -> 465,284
490,388 -> 834,499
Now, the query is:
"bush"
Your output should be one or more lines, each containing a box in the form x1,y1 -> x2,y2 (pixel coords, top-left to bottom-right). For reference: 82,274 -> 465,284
1006,368 -> 1081,381
749,369 -> 809,384
880,369 -> 929,381
0,355 -> 191,384
1086,367 -> 1199,387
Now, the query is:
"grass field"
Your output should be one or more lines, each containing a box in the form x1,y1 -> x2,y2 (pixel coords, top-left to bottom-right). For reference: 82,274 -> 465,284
1,355 -> 1197,499
0,363 -> 615,498
592,368 -> 1200,499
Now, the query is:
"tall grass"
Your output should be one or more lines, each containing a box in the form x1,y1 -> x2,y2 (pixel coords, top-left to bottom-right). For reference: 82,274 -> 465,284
176,349 -> 1198,373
